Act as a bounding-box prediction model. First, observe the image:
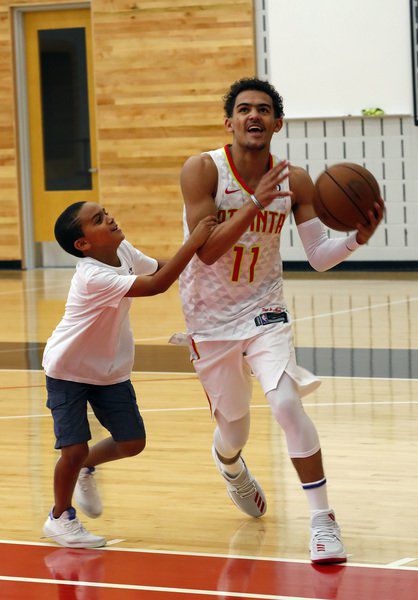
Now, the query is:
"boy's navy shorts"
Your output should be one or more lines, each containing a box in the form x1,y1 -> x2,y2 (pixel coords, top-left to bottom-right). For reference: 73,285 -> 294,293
46,376 -> 146,449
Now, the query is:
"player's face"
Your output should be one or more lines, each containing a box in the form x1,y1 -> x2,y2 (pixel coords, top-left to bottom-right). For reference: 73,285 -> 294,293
76,202 -> 124,252
225,90 -> 283,150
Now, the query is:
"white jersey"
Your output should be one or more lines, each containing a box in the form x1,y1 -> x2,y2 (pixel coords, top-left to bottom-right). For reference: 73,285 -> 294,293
43,240 -> 158,385
179,145 -> 291,342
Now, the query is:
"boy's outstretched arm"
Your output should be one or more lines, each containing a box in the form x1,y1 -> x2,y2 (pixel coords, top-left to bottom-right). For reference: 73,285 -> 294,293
125,215 -> 217,297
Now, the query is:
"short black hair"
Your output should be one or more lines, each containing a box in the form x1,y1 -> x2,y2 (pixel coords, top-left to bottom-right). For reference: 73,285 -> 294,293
223,77 -> 284,119
54,201 -> 86,258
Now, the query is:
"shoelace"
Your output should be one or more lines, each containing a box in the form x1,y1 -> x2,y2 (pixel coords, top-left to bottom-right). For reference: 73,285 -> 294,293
231,474 -> 257,498
79,473 -> 97,493
312,525 -> 339,542
44,517 -> 87,540
312,515 -> 340,542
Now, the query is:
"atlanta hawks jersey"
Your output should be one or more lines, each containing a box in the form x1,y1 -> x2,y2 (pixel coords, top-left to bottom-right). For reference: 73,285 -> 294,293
179,145 -> 292,342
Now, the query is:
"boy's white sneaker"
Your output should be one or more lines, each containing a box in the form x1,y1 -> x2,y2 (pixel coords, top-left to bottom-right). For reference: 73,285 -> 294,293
43,507 -> 106,548
74,467 -> 103,518
310,509 -> 347,564
212,445 -> 267,518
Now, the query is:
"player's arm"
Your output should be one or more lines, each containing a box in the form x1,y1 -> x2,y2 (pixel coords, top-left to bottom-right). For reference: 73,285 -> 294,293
125,215 -> 217,297
181,154 -> 291,265
290,166 -> 363,272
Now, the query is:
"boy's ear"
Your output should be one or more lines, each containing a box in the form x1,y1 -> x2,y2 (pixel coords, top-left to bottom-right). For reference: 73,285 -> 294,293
74,237 -> 89,254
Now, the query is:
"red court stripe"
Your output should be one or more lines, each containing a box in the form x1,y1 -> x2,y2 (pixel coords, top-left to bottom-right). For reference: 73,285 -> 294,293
0,581 -> 245,600
1,543 -> 418,600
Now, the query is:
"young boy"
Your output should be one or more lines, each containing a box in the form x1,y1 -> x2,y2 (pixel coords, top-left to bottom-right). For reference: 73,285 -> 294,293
42,201 -> 216,548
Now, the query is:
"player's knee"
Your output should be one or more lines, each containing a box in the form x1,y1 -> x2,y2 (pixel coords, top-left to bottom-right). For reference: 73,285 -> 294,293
269,391 -> 302,431
117,438 -> 146,457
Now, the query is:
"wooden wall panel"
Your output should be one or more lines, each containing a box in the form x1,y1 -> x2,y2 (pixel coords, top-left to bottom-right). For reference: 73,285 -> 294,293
91,0 -> 255,257
0,4 -> 21,260
0,0 -> 255,262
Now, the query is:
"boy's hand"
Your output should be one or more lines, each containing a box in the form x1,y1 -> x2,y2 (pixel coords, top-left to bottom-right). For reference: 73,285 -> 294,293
189,215 -> 218,246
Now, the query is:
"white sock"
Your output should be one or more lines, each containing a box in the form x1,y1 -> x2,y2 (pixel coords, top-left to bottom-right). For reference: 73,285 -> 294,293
301,477 -> 330,512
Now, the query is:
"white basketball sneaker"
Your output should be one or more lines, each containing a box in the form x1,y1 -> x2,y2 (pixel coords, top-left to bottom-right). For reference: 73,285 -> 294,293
74,467 -> 103,518
310,509 -> 347,564
43,508 -> 106,548
212,445 -> 267,517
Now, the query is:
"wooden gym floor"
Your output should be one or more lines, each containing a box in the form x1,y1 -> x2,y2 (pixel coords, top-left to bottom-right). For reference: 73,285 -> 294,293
0,268 -> 417,599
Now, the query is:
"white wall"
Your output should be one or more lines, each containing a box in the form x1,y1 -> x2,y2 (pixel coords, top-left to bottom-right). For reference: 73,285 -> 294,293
267,0 -> 413,118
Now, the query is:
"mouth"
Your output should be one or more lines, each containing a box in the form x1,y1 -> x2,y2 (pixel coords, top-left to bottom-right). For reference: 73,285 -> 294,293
111,224 -> 121,232
247,124 -> 264,137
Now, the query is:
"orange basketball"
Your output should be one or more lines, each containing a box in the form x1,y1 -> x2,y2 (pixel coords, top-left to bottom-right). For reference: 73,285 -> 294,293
314,163 -> 381,232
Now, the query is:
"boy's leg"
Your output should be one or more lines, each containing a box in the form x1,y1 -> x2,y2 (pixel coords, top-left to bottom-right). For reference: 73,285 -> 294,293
44,377 -> 105,548
83,436 -> 146,467
53,442 -> 89,516
74,380 -> 145,518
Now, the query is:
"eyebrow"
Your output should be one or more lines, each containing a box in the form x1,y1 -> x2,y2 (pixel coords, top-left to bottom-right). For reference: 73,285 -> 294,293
236,102 -> 272,109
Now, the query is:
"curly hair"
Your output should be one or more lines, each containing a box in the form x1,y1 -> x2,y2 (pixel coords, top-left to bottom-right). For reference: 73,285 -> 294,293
54,201 -> 86,258
223,77 -> 284,119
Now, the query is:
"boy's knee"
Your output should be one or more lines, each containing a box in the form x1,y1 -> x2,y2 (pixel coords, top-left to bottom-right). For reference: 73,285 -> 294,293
117,438 -> 146,457
61,443 -> 89,467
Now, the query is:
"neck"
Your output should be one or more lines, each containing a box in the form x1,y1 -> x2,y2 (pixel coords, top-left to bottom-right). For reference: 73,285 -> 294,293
228,143 -> 271,187
84,248 -> 121,267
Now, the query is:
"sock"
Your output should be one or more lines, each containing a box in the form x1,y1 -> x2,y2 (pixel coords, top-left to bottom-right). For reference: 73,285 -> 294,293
301,477 -> 330,512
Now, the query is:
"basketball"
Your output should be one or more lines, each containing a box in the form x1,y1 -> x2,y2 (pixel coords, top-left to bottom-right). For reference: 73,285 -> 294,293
313,163 -> 381,232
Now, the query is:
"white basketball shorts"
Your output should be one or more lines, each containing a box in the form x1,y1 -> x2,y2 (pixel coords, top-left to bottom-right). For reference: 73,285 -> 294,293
190,325 -> 321,422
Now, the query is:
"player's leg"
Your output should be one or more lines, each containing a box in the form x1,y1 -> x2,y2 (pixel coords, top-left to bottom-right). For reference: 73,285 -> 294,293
212,409 -> 267,517
266,374 -> 346,563
245,329 -> 346,563
74,380 -> 146,518
191,338 -> 267,517
43,377 -> 105,548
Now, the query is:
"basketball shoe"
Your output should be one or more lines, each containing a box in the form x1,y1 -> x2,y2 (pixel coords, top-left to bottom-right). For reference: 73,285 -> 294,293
310,509 -> 347,564
212,445 -> 267,517
43,507 -> 106,548
74,467 -> 102,518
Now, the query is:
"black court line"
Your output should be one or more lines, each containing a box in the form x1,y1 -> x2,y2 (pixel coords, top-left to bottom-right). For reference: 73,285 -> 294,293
0,343 -> 417,379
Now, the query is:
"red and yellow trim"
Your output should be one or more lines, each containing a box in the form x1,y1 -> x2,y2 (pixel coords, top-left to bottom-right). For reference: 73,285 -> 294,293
223,144 -> 274,195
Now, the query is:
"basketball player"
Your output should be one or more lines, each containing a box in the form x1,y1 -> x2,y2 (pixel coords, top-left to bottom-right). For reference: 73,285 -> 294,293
178,77 -> 383,563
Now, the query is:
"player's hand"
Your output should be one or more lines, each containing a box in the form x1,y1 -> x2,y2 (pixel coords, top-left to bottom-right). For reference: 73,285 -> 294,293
355,197 -> 385,244
189,215 -> 218,246
252,160 -> 293,208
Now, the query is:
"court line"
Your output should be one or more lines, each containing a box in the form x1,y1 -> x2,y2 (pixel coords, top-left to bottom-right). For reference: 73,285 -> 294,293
386,557 -> 417,567
0,575 -> 320,599
1,539 -> 418,572
0,398 -> 417,421
0,369 -> 416,382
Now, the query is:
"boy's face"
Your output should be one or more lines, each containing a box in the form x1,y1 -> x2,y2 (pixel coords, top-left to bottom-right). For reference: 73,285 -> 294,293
74,202 -> 124,255
225,89 -> 282,151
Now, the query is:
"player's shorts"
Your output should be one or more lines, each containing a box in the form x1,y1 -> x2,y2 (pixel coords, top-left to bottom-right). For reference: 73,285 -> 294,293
45,376 -> 146,449
190,325 -> 320,422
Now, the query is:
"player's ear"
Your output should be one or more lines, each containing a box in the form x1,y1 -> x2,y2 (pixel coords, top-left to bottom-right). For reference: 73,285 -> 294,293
74,237 -> 90,253
274,118 -> 283,133
225,117 -> 233,133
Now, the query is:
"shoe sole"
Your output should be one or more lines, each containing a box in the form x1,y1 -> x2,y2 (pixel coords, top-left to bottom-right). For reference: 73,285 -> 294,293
43,526 -> 106,549
311,555 -> 347,564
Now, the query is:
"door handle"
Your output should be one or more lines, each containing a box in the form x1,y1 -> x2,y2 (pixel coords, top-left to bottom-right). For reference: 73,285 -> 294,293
88,167 -> 98,173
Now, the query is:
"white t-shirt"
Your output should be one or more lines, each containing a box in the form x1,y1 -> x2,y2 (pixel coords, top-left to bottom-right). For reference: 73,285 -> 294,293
42,240 -> 158,385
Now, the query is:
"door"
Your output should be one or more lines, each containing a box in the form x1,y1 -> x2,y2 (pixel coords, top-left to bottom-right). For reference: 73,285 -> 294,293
24,9 -> 98,256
